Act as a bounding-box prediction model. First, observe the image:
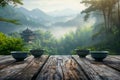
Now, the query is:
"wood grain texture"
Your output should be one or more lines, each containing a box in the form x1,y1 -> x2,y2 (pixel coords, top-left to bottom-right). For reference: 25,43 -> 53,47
72,55 -> 102,80
0,56 -> 15,70
0,55 -> 120,80
103,56 -> 120,72
0,56 -> 12,61
7,55 -> 48,80
0,56 -> 34,80
74,55 -> 120,80
1,55 -> 49,80
36,55 -> 88,80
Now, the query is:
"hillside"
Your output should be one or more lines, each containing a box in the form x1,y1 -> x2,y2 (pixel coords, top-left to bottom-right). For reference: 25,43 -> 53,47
0,6 -> 86,33
0,6 -> 51,33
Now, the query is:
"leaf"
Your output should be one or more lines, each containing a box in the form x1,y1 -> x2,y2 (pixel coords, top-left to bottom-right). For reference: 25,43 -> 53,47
0,17 -> 21,25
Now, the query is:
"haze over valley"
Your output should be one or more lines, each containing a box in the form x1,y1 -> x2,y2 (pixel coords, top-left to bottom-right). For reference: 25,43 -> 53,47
0,5 -> 96,38
0,0 -> 120,55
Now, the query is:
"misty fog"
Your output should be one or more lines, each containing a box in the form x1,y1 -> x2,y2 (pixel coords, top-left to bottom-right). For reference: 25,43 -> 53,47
1,0 -> 120,55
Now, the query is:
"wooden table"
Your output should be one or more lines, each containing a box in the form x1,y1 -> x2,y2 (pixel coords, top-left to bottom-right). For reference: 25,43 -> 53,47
0,55 -> 120,80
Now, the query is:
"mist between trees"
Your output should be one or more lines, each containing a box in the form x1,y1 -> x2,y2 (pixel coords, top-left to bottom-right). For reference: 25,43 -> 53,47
0,0 -> 120,55
1,21 -> 120,55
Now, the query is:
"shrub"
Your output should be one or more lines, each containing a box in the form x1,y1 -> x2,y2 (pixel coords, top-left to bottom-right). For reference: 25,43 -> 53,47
0,32 -> 24,55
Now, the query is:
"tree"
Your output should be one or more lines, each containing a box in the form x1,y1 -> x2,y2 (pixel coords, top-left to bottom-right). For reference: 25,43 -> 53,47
0,0 -> 23,7
0,32 -> 24,55
0,0 -> 23,24
81,0 -> 120,53
81,0 -> 118,32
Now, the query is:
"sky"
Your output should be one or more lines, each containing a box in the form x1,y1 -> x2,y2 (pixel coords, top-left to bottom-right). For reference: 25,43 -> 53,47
21,0 -> 86,13
19,0 -> 87,38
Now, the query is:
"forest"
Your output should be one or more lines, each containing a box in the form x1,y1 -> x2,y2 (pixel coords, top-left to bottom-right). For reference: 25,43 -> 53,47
0,0 -> 120,55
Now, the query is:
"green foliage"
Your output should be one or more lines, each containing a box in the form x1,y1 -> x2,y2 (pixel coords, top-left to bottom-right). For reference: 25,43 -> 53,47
0,0 -> 23,24
8,32 -> 21,38
81,0 -> 119,31
57,26 -> 93,55
0,32 -> 24,55
0,17 -> 20,25
4,23 -> 120,55
80,0 -> 120,55
71,50 -> 76,55
0,0 -> 23,7
24,30 -> 58,55
92,37 -> 120,55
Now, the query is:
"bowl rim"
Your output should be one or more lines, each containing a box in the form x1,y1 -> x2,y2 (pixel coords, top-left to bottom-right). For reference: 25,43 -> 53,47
75,49 -> 89,51
11,51 -> 28,54
90,51 -> 109,54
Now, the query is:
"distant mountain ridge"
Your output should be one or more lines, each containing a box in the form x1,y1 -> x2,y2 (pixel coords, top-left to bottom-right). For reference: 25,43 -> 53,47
0,6 -> 51,33
52,14 -> 85,27
49,8 -> 80,17
0,5 -> 85,33
18,8 -> 51,20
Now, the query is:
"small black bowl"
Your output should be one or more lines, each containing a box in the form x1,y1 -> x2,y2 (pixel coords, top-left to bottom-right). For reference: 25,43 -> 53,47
90,51 -> 108,61
76,49 -> 90,58
30,49 -> 44,58
11,51 -> 28,61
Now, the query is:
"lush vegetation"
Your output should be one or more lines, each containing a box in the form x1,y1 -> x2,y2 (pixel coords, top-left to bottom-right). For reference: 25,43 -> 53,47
0,32 -> 24,55
0,0 -> 23,24
80,0 -> 120,54
57,26 -> 93,55
24,30 -> 58,55
6,26 -> 92,55
0,0 -> 120,55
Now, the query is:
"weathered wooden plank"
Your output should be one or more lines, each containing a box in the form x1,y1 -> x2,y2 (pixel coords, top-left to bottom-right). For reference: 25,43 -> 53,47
62,55 -> 88,80
36,55 -> 88,80
0,56 -> 11,61
36,56 -> 63,80
3,55 -> 49,80
0,56 -> 34,80
83,56 -> 120,80
0,58 -> 15,70
0,60 -> 15,70
0,55 -> 120,80
103,56 -> 120,72
72,55 -> 102,80
86,55 -> 120,72
111,55 -> 120,60
0,56 -> 10,59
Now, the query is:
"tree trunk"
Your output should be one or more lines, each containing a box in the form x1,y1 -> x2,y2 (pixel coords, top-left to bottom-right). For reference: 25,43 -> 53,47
118,0 -> 120,20
107,6 -> 113,32
102,10 -> 107,31
118,0 -> 120,29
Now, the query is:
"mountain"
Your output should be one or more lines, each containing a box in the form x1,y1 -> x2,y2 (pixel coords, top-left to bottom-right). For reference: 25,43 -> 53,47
0,5 -> 88,34
49,8 -> 80,17
48,9 -> 81,26
18,8 -> 51,21
52,13 -> 96,27
52,13 -> 85,27
48,9 -> 87,27
31,8 -> 50,20
18,7 -> 30,15
0,6 -> 51,33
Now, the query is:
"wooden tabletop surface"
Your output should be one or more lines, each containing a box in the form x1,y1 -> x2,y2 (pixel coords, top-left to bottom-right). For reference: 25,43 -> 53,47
0,55 -> 120,80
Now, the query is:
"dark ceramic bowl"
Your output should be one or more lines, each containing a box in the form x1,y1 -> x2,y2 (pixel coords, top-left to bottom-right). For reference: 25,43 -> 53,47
90,51 -> 109,61
30,49 -> 44,58
11,51 -> 28,61
76,49 -> 90,57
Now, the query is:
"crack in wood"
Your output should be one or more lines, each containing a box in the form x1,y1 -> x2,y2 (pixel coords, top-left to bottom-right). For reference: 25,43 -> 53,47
0,55 -> 120,80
